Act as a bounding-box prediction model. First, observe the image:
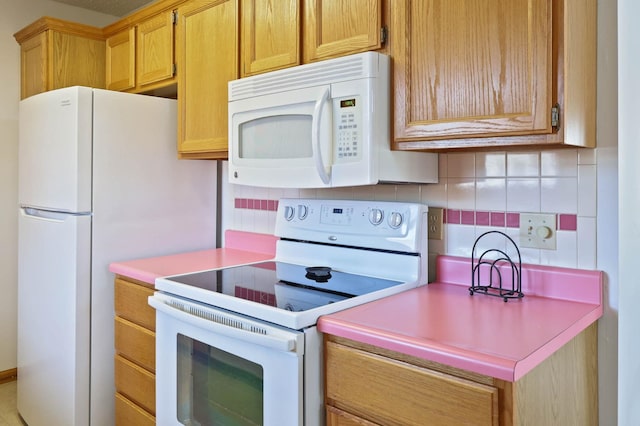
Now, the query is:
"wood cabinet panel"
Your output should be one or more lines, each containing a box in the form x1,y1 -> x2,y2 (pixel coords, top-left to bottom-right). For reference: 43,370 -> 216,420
114,316 -> 156,373
115,392 -> 155,426
303,0 -> 382,63
106,28 -> 136,91
392,0 -> 552,143
19,33 -> 48,99
177,0 -> 238,158
14,17 -> 105,99
325,340 -> 499,426
115,355 -> 155,415
114,277 -> 155,331
241,0 -> 300,76
137,11 -> 175,87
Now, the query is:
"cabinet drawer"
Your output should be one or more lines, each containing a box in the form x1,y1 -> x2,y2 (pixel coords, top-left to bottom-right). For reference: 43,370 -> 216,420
115,392 -> 155,426
325,341 -> 499,426
115,317 -> 155,372
115,278 -> 155,331
326,405 -> 379,426
115,354 -> 155,415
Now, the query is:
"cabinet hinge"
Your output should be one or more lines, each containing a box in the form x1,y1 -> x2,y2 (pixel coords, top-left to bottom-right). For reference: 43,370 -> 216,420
172,10 -> 178,25
551,104 -> 560,130
380,26 -> 388,45
173,63 -> 177,76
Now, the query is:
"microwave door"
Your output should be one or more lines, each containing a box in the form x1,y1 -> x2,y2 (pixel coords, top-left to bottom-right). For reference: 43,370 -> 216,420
229,85 -> 333,188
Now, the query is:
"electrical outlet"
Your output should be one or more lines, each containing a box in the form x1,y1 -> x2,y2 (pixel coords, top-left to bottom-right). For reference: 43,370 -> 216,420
519,213 -> 557,249
428,207 -> 444,240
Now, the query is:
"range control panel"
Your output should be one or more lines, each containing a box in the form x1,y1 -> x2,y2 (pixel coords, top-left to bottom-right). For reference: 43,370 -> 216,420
275,198 -> 428,253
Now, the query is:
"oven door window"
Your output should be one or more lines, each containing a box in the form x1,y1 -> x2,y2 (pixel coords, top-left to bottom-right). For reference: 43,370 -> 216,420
177,334 -> 263,425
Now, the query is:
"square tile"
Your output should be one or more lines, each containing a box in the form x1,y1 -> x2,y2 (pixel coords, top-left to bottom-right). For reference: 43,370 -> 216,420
447,178 -> 476,210
541,149 -> 578,177
476,152 -> 506,177
506,178 -> 540,212
476,178 -> 506,211
507,152 -> 540,177
421,181 -> 447,206
540,230 -> 577,267
447,152 -> 476,178
541,177 -> 578,214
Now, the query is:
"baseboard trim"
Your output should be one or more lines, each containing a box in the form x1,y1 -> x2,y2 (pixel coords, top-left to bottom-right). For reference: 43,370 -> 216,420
0,368 -> 17,384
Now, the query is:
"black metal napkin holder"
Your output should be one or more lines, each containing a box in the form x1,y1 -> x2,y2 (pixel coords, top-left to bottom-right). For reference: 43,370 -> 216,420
469,231 -> 524,302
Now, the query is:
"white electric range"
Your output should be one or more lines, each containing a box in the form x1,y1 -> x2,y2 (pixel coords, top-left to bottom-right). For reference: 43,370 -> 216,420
150,198 -> 429,426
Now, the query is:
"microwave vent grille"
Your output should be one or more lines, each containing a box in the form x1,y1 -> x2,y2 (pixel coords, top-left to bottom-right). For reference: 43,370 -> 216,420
230,52 -> 385,100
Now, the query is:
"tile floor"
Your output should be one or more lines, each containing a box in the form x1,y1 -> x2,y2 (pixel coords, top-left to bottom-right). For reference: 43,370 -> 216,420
0,381 -> 24,426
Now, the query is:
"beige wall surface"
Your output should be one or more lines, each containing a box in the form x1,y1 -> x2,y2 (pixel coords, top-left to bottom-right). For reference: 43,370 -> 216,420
0,0 -> 116,372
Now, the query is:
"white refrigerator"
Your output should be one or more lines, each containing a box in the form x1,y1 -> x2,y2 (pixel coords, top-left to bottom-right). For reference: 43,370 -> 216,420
17,86 -> 217,426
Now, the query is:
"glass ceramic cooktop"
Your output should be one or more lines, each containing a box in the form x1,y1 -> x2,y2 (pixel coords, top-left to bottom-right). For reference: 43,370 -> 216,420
163,261 -> 402,312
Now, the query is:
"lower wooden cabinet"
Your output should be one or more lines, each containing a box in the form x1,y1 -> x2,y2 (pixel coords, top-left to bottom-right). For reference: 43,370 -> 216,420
325,323 -> 598,426
114,276 -> 156,425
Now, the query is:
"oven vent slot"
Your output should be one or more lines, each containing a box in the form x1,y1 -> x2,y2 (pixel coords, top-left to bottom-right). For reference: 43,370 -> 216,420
168,299 -> 268,335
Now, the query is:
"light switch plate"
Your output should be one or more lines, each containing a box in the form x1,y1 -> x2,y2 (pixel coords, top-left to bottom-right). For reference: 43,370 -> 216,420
519,213 -> 557,249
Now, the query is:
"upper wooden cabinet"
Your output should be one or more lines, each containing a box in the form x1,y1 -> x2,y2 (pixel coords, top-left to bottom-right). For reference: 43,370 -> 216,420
240,0 -> 300,76
392,0 -> 597,150
14,17 -> 106,100
106,28 -> 136,91
176,0 -> 238,158
105,6 -> 178,93
240,0 -> 383,77
302,0 -> 383,63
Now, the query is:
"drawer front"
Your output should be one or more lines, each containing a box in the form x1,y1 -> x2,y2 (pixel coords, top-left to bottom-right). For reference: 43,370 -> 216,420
114,277 -> 156,331
326,405 -> 380,426
115,354 -> 155,414
115,316 -> 155,372
115,392 -> 155,426
325,341 -> 499,426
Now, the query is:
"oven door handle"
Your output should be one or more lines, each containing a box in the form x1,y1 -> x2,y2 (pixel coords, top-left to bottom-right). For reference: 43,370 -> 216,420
149,295 -> 300,353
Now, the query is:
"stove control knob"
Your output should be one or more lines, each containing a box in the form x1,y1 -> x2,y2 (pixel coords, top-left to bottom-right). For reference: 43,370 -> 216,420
369,208 -> 384,225
297,204 -> 309,220
284,206 -> 295,221
388,211 -> 403,228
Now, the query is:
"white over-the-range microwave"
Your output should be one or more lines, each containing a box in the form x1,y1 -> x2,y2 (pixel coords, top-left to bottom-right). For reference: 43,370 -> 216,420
228,52 -> 438,188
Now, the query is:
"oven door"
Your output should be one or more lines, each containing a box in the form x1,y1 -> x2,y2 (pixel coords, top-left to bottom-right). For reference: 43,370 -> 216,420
150,292 -> 304,426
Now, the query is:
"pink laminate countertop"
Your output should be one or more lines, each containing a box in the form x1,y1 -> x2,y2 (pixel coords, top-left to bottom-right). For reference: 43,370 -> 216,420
108,230 -> 277,284
317,255 -> 603,382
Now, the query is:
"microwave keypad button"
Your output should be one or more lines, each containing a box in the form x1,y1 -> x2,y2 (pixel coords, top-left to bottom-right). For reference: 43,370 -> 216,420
284,206 -> 295,221
388,212 -> 404,229
369,209 -> 384,225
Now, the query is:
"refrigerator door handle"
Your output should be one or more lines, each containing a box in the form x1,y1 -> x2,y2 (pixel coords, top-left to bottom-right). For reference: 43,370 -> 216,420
21,207 -> 89,221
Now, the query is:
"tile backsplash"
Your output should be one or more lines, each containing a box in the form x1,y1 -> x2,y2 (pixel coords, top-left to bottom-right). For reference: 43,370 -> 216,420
221,148 -> 597,274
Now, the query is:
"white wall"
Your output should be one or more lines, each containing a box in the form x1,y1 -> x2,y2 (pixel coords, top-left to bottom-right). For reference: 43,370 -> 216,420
220,0 -> 621,423
0,0 -> 117,372
618,0 -> 640,424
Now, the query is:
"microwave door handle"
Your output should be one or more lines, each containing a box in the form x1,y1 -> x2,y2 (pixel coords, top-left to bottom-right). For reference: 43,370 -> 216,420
312,87 -> 331,185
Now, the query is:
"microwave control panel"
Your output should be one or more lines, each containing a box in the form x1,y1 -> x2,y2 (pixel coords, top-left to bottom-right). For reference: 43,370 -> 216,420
333,95 -> 362,162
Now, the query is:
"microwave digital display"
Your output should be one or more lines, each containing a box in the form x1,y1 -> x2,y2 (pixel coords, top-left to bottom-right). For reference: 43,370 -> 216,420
333,208 -> 343,214
340,99 -> 356,108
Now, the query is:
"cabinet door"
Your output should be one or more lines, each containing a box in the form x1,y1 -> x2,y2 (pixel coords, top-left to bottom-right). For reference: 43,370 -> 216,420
303,0 -> 382,63
137,11 -> 176,87
176,0 -> 238,158
241,0 -> 300,76
392,0 -> 553,144
19,32 -> 48,99
106,28 -> 136,91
